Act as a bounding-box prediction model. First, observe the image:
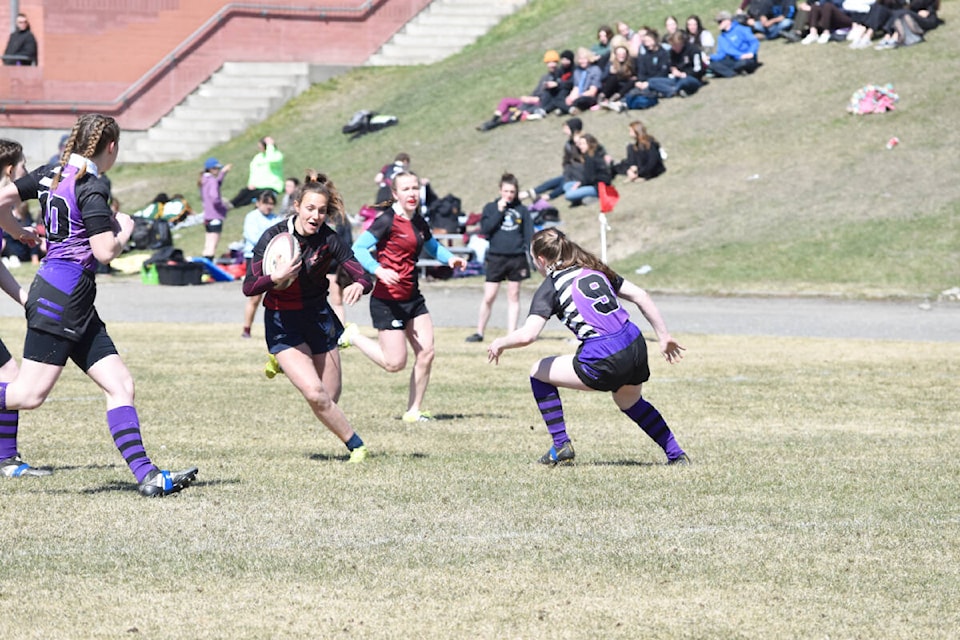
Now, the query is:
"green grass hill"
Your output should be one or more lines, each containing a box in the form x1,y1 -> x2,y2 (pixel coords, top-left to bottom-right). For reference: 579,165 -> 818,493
109,0 -> 959,299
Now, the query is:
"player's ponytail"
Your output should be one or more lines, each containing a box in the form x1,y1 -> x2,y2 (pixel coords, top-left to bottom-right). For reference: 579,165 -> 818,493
294,169 -> 346,225
531,227 -> 620,282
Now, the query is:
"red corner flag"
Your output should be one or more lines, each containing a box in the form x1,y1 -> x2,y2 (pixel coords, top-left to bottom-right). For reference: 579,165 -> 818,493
598,182 -> 619,213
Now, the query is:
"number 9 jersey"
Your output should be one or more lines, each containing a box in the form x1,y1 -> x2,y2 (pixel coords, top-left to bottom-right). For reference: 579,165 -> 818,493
529,266 -> 650,391
529,266 -> 631,340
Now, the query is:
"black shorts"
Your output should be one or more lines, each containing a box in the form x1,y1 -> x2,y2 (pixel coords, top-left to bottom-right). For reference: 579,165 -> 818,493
204,219 -> 223,233
573,329 -> 650,392
22,312 -> 118,371
264,305 -> 343,355
485,253 -> 530,283
369,294 -> 428,331
26,261 -> 97,342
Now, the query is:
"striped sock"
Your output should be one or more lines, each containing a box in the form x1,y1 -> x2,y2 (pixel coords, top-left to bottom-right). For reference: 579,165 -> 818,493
531,377 -> 569,448
622,397 -> 685,461
0,383 -> 19,461
107,406 -> 157,483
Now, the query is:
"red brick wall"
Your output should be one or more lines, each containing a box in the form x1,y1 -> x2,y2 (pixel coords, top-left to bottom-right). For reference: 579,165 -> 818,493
0,0 -> 431,130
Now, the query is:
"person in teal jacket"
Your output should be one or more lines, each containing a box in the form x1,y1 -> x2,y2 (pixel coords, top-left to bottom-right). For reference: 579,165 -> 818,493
709,11 -> 761,77
230,136 -> 285,208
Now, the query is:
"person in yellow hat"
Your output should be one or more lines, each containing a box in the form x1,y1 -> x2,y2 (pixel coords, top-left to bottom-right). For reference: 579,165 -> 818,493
476,50 -> 572,131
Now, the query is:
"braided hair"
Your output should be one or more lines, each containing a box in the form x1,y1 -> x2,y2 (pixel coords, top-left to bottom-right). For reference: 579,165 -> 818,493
51,114 -> 120,190
530,227 -> 619,284
293,170 -> 346,225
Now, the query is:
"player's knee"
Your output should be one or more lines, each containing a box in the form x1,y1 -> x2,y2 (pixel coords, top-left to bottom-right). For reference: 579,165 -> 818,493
382,357 -> 406,373
305,386 -> 334,411
16,389 -> 50,410
416,346 -> 435,367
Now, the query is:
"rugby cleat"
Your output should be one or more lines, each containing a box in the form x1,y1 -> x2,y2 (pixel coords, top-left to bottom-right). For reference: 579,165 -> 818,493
264,353 -> 282,379
401,410 -> 433,423
0,454 -> 52,478
138,467 -> 198,498
338,323 -> 359,349
667,453 -> 692,466
538,441 -> 575,466
347,445 -> 368,464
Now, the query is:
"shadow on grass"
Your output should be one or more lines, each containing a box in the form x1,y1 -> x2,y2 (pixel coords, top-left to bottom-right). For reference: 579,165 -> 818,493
393,412 -> 472,421
586,459 -> 660,467
79,481 -> 210,496
308,451 -> 429,463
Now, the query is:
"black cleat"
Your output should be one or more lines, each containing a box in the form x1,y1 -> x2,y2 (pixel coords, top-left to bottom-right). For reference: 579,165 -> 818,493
538,441 -> 575,466
138,467 -> 198,497
0,454 -> 52,478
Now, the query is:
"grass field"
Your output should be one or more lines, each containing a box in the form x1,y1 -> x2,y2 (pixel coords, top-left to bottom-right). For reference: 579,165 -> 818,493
102,0 -> 960,299
1,318 -> 957,638
2,0 -> 958,637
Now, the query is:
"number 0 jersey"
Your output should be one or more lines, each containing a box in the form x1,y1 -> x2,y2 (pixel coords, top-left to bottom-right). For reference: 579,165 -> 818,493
15,155 -> 114,275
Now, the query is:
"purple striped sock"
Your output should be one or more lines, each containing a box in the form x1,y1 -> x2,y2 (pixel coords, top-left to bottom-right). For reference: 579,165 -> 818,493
531,377 -> 569,448
0,382 -> 17,460
107,406 -> 157,483
622,397 -> 685,461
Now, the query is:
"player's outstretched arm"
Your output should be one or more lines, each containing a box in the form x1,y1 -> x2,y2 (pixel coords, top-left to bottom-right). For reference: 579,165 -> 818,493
618,279 -> 685,364
487,314 -> 547,364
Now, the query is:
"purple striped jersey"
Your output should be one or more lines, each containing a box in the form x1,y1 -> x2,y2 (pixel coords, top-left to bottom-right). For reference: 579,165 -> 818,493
530,266 -> 630,340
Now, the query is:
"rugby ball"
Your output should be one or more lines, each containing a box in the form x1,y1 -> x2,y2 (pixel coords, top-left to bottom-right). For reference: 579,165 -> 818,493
262,232 -> 301,290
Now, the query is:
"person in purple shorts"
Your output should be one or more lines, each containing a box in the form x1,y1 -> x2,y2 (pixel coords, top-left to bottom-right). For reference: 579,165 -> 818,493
0,114 -> 198,497
487,227 -> 690,466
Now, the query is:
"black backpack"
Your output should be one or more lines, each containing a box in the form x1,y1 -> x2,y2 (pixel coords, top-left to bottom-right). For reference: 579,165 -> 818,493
427,194 -> 462,234
130,217 -> 173,251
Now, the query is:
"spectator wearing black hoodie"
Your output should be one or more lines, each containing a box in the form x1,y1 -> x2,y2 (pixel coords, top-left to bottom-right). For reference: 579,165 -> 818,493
647,32 -> 705,98
3,13 -> 37,66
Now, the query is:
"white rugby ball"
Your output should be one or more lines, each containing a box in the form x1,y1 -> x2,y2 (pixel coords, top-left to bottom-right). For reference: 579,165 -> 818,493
262,231 -> 301,290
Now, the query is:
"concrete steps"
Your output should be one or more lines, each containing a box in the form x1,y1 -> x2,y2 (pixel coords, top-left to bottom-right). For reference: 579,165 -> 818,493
366,0 -> 528,66
120,1 -> 528,163
123,62 -> 313,163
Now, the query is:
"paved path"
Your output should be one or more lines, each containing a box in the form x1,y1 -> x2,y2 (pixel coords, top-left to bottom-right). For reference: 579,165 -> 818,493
2,278 -> 956,342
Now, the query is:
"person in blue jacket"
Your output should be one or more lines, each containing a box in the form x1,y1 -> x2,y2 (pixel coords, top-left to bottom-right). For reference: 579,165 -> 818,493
710,11 -> 761,77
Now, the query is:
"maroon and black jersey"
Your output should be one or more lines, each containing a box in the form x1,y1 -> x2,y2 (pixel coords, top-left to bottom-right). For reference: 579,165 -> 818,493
242,218 -> 372,311
365,210 -> 433,301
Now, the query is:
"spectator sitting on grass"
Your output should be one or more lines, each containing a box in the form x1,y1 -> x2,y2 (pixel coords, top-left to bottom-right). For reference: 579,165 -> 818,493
565,48 -> 603,115
710,11 -> 760,77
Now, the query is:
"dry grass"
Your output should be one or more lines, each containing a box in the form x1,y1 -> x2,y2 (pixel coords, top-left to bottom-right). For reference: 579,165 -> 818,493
1,318 -> 957,638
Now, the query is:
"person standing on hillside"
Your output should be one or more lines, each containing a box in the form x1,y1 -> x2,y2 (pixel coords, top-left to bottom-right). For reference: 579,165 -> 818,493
3,13 -> 37,66
230,136 -> 285,208
465,173 -> 533,343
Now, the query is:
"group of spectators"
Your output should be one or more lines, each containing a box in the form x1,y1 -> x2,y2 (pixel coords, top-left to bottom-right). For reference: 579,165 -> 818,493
476,0 -> 943,129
